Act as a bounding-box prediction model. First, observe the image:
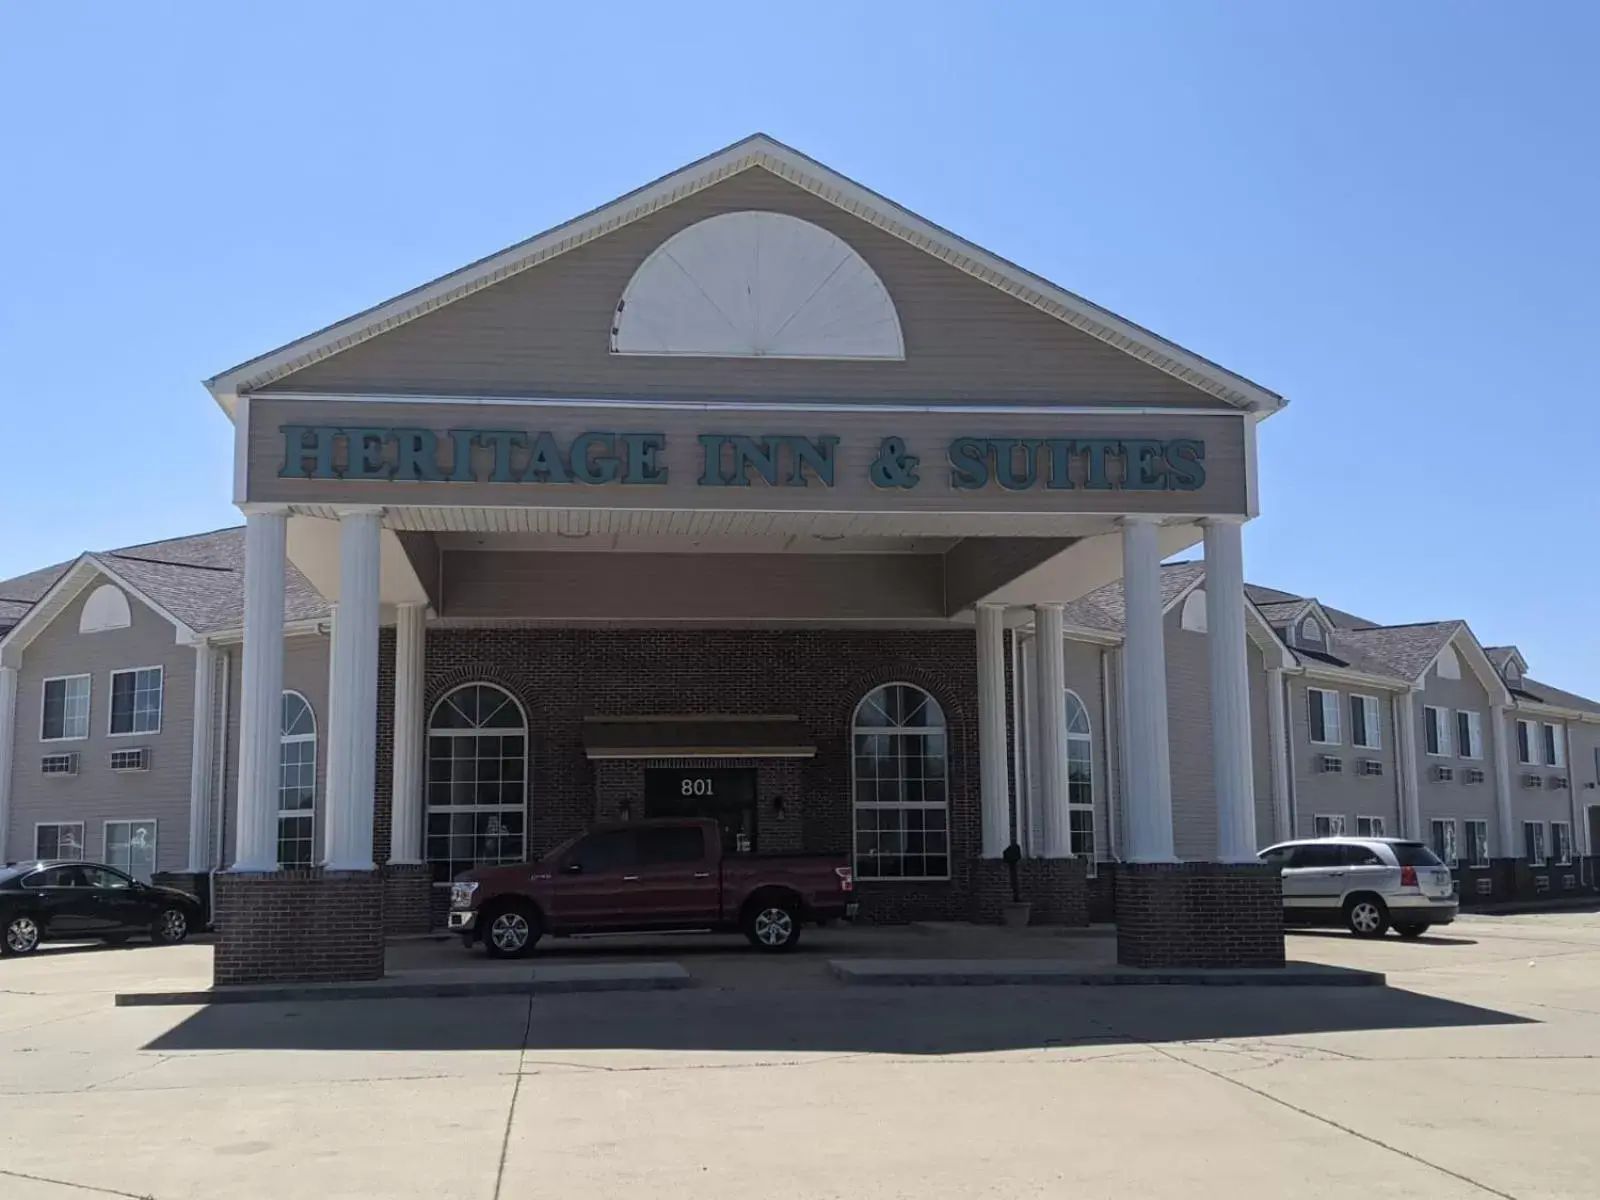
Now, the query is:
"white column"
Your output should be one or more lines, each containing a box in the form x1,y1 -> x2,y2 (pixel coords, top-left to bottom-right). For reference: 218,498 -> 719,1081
975,603 -> 1011,857
1397,690 -> 1423,839
323,507 -> 382,872
1032,604 -> 1070,857
1203,518 -> 1258,862
1120,516 -> 1176,863
232,507 -> 287,871
186,642 -> 217,872
388,602 -> 427,864
1266,666 -> 1292,842
0,665 -> 17,863
1491,704 -> 1516,857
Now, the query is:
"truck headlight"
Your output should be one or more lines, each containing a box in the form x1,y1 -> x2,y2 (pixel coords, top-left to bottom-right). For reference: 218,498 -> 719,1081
450,881 -> 479,910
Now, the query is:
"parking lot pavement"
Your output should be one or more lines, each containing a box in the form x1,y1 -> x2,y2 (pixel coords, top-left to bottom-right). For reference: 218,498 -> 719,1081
2,913 -> 1599,1199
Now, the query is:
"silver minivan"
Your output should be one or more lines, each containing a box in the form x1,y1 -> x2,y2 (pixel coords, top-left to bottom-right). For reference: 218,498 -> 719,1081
1258,837 -> 1458,938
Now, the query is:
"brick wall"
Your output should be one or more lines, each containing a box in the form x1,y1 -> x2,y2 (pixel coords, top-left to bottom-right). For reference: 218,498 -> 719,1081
213,870 -> 384,985
1115,862 -> 1284,968
590,757 -> 807,851
382,863 -> 433,935
373,627 -> 981,923
966,857 -> 1089,925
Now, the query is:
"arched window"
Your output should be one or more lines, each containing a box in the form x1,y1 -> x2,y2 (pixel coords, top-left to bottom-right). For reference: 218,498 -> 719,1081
426,684 -> 527,882
1180,589 -> 1208,633
1435,643 -> 1462,680
79,583 -> 132,633
851,683 -> 948,879
278,692 -> 316,867
1065,690 -> 1095,858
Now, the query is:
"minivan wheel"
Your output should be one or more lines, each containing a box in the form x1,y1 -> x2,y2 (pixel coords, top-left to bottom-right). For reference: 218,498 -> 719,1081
482,903 -> 541,959
1395,922 -> 1428,940
2,915 -> 41,955
1345,896 -> 1390,939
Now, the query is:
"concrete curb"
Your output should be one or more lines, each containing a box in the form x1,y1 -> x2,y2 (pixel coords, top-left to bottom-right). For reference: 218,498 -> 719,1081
114,962 -> 694,1006
828,959 -> 1385,987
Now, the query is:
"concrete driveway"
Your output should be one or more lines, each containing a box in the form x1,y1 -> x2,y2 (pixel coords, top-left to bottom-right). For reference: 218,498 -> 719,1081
1,911 -> 1598,1199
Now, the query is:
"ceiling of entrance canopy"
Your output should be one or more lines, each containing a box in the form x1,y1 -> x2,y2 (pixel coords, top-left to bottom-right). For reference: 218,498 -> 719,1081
610,211 -> 905,360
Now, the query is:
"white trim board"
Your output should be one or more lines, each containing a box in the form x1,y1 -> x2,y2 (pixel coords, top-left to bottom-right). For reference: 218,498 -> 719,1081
0,556 -> 198,669
205,134 -> 1286,416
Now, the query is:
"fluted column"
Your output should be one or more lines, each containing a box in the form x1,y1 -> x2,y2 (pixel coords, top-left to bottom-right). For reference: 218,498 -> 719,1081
1032,604 -> 1070,857
1266,666 -> 1292,842
975,603 -> 1011,857
1490,704 -> 1515,856
388,602 -> 427,865
186,642 -> 217,872
232,506 -> 287,871
1204,518 -> 1258,862
1120,516 -> 1176,863
323,507 -> 382,872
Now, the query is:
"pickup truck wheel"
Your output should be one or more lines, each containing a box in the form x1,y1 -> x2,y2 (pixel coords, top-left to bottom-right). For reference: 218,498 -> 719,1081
482,903 -> 541,959
744,901 -> 802,952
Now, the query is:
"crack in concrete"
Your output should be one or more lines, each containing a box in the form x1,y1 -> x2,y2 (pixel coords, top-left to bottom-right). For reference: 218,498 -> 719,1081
491,994 -> 538,1200
0,1165 -> 157,1199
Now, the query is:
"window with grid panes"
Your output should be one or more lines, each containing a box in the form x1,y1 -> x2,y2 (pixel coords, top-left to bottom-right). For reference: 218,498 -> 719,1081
1065,690 -> 1095,858
852,683 -> 948,879
426,685 -> 527,883
278,692 -> 317,867
109,667 -> 163,735
1464,820 -> 1490,868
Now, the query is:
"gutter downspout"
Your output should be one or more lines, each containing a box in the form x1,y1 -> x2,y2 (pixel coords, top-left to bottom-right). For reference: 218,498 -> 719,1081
1266,666 -> 1291,842
210,646 -> 232,922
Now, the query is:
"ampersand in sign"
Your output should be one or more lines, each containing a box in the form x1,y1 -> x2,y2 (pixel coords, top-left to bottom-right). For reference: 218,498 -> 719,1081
869,437 -> 920,488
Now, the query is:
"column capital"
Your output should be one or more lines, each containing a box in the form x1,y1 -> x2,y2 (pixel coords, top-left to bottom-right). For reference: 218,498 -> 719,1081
332,504 -> 386,520
1030,601 -> 1065,614
1198,514 -> 1248,527
238,502 -> 290,518
1117,514 -> 1164,528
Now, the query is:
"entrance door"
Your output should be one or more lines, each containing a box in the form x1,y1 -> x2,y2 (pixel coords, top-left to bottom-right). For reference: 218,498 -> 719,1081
644,767 -> 759,853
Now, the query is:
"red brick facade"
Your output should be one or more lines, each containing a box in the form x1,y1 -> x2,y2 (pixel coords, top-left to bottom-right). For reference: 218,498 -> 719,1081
1115,862 -> 1284,968
213,870 -> 385,985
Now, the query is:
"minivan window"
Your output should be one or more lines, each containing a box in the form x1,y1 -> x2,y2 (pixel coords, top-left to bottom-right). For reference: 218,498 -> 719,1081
1390,842 -> 1446,868
1259,847 -> 1294,870
1287,845 -> 1345,869
1342,846 -> 1385,866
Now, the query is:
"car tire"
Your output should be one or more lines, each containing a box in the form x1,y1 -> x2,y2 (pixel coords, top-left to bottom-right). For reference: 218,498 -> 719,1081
481,902 -> 541,959
1344,895 -> 1390,939
151,908 -> 190,945
1395,923 -> 1428,940
2,915 -> 42,956
743,898 -> 803,952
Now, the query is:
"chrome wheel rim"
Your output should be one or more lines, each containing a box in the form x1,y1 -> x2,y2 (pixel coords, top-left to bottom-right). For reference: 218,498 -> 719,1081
1351,903 -> 1381,933
753,907 -> 794,946
490,912 -> 530,952
161,910 -> 187,941
6,917 -> 38,953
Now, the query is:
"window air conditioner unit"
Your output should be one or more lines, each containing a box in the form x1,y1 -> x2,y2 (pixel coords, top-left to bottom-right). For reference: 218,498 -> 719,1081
1464,768 -> 1486,784
1562,874 -> 1577,890
1475,878 -> 1493,896
1522,773 -> 1544,789
1430,765 -> 1455,783
40,753 -> 78,777
1550,776 -> 1569,790
1318,754 -> 1343,774
109,748 -> 149,772
1535,875 -> 1550,893
1358,759 -> 1384,777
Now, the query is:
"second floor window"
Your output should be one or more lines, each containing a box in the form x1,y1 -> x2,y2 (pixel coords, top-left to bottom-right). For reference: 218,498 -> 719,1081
1455,710 -> 1483,760
109,668 -> 163,735
1543,723 -> 1566,769
1350,695 -> 1381,749
1307,688 -> 1340,744
41,675 -> 91,741
1423,706 -> 1452,757
1517,719 -> 1536,765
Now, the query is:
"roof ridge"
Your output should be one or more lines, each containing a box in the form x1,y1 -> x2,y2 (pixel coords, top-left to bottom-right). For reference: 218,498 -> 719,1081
104,553 -> 235,573
1344,619 -> 1461,633
107,524 -> 243,555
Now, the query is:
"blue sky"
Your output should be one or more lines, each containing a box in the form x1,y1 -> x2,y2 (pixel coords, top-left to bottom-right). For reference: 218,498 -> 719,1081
2,2 -> 1594,690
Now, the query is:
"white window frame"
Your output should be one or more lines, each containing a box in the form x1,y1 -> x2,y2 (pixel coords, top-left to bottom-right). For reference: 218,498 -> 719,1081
279,690 -> 318,868
1064,689 -> 1095,866
1350,694 -> 1382,750
1524,820 -> 1547,867
1429,818 -> 1459,867
426,683 -> 531,883
1464,819 -> 1490,869
851,682 -> 950,882
1307,687 -> 1341,746
103,819 -> 158,882
1312,813 -> 1347,838
1423,705 -> 1452,757
108,666 -> 164,737
40,674 -> 91,742
1355,815 -> 1385,838
34,821 -> 85,861
1543,723 -> 1566,769
1551,821 -> 1573,867
1455,710 -> 1483,761
1517,718 -> 1538,766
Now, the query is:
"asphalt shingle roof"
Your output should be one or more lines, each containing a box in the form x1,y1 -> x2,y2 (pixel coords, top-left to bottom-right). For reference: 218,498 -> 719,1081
1511,677 -> 1600,718
1336,622 -> 1463,682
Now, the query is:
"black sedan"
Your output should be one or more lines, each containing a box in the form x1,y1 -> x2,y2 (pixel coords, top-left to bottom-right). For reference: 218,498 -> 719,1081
0,861 -> 202,955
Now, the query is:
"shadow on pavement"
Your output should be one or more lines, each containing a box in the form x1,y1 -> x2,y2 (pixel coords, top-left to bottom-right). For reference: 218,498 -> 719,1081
1288,929 -> 1479,946
144,980 -> 1531,1057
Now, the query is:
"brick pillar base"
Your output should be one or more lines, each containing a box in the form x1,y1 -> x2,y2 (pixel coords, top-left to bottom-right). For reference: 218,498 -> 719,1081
1489,857 -> 1519,902
213,870 -> 384,986
966,858 -> 1089,926
383,863 -> 435,935
1115,862 -> 1284,968
151,871 -> 212,928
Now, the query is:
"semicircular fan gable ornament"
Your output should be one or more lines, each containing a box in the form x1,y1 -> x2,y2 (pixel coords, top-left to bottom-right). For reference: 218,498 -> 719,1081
611,210 -> 904,360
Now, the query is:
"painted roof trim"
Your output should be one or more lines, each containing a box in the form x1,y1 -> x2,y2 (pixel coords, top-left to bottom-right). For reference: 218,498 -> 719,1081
0,556 -> 198,668
203,133 -> 1285,416
1429,626 -> 1513,706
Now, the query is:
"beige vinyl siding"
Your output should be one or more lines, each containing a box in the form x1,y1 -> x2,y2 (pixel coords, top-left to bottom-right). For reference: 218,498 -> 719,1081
219,631 -> 331,866
268,168 -> 1233,410
1412,661 -> 1502,849
1289,678 -> 1401,841
5,576 -> 196,871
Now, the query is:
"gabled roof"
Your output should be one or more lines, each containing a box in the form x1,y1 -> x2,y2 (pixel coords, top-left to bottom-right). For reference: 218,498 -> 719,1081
1338,622 -> 1465,683
1486,645 -> 1529,675
1510,676 -> 1600,718
0,559 -> 73,633
204,133 -> 1285,416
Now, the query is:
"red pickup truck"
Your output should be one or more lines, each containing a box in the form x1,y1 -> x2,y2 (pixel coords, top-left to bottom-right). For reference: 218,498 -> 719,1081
448,818 -> 856,956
